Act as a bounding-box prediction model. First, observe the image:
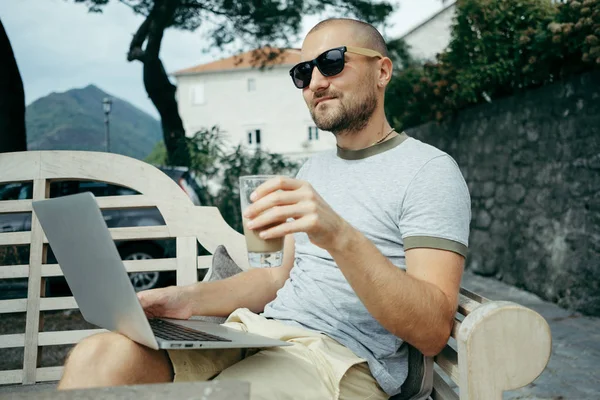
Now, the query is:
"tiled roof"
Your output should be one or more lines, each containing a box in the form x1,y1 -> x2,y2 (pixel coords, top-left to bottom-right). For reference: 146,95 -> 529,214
173,48 -> 301,76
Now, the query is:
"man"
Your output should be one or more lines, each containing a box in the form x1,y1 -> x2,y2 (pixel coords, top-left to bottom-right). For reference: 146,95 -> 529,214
58,18 -> 470,399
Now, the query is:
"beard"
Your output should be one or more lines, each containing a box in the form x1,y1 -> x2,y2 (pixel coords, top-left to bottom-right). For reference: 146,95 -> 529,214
309,86 -> 378,135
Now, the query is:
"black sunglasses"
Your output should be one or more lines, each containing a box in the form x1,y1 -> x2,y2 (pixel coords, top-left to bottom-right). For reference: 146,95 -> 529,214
289,46 -> 384,89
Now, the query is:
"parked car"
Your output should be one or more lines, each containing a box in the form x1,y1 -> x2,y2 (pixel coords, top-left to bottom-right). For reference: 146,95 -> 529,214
0,166 -> 206,294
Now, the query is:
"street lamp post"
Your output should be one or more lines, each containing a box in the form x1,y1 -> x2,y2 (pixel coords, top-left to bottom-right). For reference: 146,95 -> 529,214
102,98 -> 113,152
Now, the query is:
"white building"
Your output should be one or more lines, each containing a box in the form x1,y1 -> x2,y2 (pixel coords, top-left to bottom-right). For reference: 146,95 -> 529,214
173,5 -> 457,158
400,1 -> 456,61
173,48 -> 336,159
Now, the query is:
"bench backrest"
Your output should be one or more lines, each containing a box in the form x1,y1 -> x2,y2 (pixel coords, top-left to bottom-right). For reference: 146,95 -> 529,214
0,151 -> 249,385
0,151 -> 552,399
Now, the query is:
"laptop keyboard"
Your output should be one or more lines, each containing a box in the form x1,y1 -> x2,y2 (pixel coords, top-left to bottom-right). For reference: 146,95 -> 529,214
149,319 -> 232,342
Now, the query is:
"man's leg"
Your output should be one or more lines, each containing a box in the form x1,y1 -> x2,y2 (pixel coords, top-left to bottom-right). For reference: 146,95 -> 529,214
339,362 -> 389,400
214,344 -> 333,400
216,348 -> 388,400
58,332 -> 173,389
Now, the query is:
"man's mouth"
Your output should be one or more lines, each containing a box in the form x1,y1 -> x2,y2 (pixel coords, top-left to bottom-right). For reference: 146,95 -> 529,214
314,97 -> 334,107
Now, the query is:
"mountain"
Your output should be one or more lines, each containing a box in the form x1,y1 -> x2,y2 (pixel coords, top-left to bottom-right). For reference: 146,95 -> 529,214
26,85 -> 163,160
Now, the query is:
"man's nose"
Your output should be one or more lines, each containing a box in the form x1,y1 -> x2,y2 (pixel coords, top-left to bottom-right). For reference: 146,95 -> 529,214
308,65 -> 330,92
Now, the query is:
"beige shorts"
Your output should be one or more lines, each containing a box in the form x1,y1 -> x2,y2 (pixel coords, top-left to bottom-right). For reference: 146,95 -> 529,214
167,308 -> 389,400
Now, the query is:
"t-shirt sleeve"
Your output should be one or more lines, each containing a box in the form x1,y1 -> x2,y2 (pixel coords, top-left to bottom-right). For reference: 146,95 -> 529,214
398,155 -> 471,257
295,158 -> 312,180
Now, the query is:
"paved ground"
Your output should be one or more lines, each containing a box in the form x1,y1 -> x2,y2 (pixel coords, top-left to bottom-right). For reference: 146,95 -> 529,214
1,272 -> 599,399
461,271 -> 600,400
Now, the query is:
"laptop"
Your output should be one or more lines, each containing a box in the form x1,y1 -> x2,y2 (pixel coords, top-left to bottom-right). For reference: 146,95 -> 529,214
32,192 -> 290,351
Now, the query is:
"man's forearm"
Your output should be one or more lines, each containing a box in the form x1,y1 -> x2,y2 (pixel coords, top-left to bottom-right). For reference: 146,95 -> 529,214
328,226 -> 455,356
184,267 -> 282,317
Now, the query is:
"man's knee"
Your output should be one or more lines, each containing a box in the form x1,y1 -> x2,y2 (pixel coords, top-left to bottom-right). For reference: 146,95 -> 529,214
61,332 -> 172,389
66,332 -> 138,368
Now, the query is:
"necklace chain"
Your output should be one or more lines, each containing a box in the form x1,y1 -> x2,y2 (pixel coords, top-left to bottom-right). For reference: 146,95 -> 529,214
371,128 -> 396,146
336,128 -> 397,151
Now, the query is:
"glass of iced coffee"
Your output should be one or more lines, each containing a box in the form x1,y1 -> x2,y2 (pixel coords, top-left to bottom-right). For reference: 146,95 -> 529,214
239,175 -> 284,268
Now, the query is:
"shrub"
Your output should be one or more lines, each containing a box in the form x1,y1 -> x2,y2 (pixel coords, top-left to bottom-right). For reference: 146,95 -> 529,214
385,0 -> 600,130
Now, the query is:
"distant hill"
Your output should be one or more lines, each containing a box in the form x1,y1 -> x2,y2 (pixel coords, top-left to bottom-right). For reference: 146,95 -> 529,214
26,85 -> 163,160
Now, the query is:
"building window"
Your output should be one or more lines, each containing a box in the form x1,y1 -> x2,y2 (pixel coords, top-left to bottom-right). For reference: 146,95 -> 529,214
247,78 -> 256,92
248,129 -> 261,146
191,83 -> 205,105
308,126 -> 319,141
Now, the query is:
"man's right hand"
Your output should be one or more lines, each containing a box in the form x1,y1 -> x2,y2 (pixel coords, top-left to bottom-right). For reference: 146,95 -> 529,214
137,286 -> 194,320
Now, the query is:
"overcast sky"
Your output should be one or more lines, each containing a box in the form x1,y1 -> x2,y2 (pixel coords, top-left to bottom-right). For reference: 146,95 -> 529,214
1,0 -> 446,118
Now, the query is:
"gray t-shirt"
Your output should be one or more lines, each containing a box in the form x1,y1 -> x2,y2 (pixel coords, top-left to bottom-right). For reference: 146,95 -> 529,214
262,133 -> 471,396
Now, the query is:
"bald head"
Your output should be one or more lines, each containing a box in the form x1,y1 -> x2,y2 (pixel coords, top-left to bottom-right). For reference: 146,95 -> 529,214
306,18 -> 389,58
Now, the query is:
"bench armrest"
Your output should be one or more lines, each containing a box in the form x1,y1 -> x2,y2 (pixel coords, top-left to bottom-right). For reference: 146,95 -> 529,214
456,301 -> 551,400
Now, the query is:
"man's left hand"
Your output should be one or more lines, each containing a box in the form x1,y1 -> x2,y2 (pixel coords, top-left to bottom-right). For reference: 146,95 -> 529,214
243,176 -> 350,251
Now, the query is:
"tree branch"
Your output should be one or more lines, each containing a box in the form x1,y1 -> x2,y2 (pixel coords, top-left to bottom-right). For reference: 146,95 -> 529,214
145,0 -> 179,59
118,0 -> 148,16
181,1 -> 263,37
127,13 -> 152,62
180,2 -> 229,16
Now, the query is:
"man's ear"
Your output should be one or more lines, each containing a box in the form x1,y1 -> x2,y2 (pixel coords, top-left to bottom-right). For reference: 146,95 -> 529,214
378,57 -> 393,88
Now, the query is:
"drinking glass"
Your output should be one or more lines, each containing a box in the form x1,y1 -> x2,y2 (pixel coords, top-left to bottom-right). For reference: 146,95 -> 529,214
239,175 -> 284,267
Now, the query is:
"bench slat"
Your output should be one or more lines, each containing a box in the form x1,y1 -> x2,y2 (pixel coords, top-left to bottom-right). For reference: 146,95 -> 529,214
0,257 -> 212,280
0,196 -> 160,213
40,297 -> 78,311
35,367 -> 63,382
41,226 -> 172,244
2,296 -> 83,314
0,329 -> 107,349
431,370 -> 459,400
0,299 -> 27,313
0,369 -> 22,385
0,265 -> 28,279
197,255 -> 213,268
38,329 -> 106,346
460,287 -> 488,304
48,258 -> 178,276
0,199 -> 32,213
177,237 -> 198,286
0,367 -> 64,385
1,259 -> 181,280
0,232 -> 29,246
95,195 -> 156,209
2,226 -> 176,246
3,297 -> 79,313
0,333 -> 25,349
451,319 -> 461,339
458,294 -> 481,316
22,178 -> 48,384
435,345 -> 459,384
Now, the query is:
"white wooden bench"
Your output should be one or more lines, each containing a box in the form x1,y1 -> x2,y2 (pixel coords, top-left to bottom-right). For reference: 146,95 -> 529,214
0,151 -> 552,399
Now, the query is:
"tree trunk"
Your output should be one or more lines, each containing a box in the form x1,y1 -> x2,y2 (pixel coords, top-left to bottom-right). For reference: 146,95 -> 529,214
143,57 -> 190,167
128,0 -> 190,167
0,19 -> 26,153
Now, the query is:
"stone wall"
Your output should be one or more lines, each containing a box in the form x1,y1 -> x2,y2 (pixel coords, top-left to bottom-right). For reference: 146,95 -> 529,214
406,71 -> 600,316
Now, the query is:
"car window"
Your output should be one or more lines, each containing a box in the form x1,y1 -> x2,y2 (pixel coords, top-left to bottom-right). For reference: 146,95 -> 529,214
114,186 -> 138,196
179,176 -> 201,206
49,181 -> 140,198
0,183 -> 32,201
77,181 -> 112,197
18,183 -> 33,200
